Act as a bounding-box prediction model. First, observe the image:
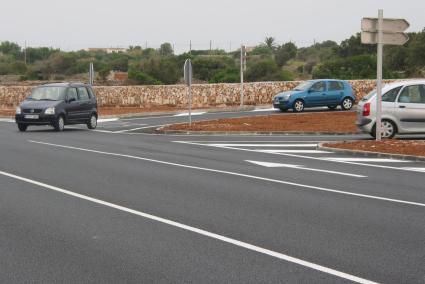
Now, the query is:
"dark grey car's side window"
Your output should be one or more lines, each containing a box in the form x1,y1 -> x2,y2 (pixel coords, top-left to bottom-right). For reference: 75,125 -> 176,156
382,86 -> 402,102
77,87 -> 90,101
67,88 -> 78,101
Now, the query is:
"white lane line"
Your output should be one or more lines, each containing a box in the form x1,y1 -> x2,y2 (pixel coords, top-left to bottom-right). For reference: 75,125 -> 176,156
91,129 -> 115,133
174,112 -> 206,117
28,140 -> 425,208
0,118 -> 14,123
259,150 -> 332,154
209,144 -> 318,147
325,158 -> 409,163
246,161 -> 366,178
0,169 -> 377,284
252,107 -> 277,112
402,167 -> 425,173
98,118 -> 119,123
114,125 -> 164,133
175,141 -> 424,173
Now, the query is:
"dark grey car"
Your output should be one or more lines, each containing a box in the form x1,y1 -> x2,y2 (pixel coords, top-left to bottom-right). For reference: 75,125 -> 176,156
15,82 -> 98,132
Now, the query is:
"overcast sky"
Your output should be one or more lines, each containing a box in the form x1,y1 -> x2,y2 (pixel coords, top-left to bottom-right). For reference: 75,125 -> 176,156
1,0 -> 423,53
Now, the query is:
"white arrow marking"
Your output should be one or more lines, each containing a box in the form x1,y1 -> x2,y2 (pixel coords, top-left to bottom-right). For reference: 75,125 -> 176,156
246,160 -> 366,178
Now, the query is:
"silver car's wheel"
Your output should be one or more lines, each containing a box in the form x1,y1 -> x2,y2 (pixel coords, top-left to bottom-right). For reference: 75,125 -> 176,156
342,98 -> 353,110
381,120 -> 396,138
293,100 -> 304,112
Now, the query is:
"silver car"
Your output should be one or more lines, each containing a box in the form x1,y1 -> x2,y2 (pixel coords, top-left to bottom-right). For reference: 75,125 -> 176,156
357,80 -> 425,138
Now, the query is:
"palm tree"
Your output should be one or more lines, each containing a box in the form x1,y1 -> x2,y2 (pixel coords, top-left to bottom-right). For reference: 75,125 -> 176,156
264,37 -> 277,50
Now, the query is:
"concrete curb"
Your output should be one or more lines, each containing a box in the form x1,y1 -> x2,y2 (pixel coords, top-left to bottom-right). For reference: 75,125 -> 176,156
154,128 -> 359,136
318,142 -> 425,162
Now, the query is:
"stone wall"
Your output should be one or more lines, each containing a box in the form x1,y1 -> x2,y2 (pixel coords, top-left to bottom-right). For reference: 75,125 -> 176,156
0,80 -> 395,109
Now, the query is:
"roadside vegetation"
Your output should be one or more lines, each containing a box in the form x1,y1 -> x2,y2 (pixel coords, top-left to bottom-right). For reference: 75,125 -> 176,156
0,29 -> 424,85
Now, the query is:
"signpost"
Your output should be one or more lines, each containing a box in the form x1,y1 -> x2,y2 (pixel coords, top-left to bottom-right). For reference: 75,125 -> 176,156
240,45 -> 247,107
89,62 -> 94,85
184,59 -> 193,126
361,10 -> 409,141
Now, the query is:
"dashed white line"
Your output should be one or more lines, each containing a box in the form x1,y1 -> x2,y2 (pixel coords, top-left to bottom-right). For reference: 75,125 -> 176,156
0,168 -> 377,284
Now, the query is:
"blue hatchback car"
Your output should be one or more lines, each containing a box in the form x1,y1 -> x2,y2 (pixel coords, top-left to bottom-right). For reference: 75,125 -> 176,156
273,79 -> 355,112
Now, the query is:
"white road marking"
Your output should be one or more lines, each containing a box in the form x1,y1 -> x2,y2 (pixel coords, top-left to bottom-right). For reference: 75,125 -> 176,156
246,160 -> 366,178
259,150 -> 332,154
114,125 -> 164,133
0,118 -> 14,123
175,141 -> 424,173
402,167 -> 425,173
28,140 -> 425,208
98,118 -> 119,123
325,158 -> 409,163
209,144 -> 318,147
174,112 -> 206,117
0,169 -> 377,284
252,107 -> 277,112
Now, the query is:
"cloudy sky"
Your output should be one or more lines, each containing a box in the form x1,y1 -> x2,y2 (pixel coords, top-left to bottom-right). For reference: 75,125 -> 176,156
1,0 -> 423,53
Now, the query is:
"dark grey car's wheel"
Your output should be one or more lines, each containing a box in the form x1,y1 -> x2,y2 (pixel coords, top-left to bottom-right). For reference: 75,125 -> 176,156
341,97 -> 353,110
53,115 -> 65,132
293,100 -> 305,112
18,123 -> 28,132
87,114 -> 97,129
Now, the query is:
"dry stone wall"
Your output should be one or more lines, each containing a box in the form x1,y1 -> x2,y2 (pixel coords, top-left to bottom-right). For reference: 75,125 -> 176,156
0,80 -> 395,109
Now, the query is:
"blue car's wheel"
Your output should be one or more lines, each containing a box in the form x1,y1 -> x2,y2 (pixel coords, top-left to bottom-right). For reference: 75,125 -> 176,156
341,97 -> 353,110
293,100 -> 304,112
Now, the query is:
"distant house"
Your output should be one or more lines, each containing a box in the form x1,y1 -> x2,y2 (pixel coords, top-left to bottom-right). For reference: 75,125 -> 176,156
107,71 -> 128,82
86,47 -> 128,54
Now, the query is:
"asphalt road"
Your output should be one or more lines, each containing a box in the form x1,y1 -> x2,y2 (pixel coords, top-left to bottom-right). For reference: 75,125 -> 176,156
0,110 -> 424,283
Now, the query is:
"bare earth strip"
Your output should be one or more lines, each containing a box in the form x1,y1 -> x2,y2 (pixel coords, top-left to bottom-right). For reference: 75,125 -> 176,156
163,112 -> 358,133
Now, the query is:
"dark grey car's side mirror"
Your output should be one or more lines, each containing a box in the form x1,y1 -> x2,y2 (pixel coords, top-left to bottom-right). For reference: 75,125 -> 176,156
67,97 -> 76,103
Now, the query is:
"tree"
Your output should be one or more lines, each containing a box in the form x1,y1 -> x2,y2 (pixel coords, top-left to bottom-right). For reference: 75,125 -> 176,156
264,37 -> 277,50
0,41 -> 21,58
159,43 -> 174,56
275,42 -> 297,66
246,59 -> 282,82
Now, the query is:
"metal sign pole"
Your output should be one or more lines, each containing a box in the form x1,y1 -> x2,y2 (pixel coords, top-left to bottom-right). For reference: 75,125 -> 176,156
188,86 -> 192,126
240,45 -> 244,107
376,9 -> 383,141
184,59 -> 193,127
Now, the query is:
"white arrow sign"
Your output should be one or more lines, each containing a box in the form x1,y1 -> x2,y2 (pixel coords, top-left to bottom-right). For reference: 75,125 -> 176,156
361,31 -> 409,45
246,160 -> 366,178
361,18 -> 409,33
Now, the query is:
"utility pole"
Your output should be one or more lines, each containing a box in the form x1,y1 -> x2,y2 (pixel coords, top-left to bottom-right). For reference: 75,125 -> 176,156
189,40 -> 192,54
24,41 -> 27,65
145,41 -> 148,49
240,45 -> 246,107
375,9 -> 384,141
210,40 -> 212,52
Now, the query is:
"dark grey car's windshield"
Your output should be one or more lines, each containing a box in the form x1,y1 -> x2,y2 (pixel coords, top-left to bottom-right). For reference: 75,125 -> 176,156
293,81 -> 313,91
28,87 -> 67,101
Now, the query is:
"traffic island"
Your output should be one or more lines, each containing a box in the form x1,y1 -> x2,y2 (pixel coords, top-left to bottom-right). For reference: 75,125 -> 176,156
158,112 -> 358,135
320,140 -> 425,161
